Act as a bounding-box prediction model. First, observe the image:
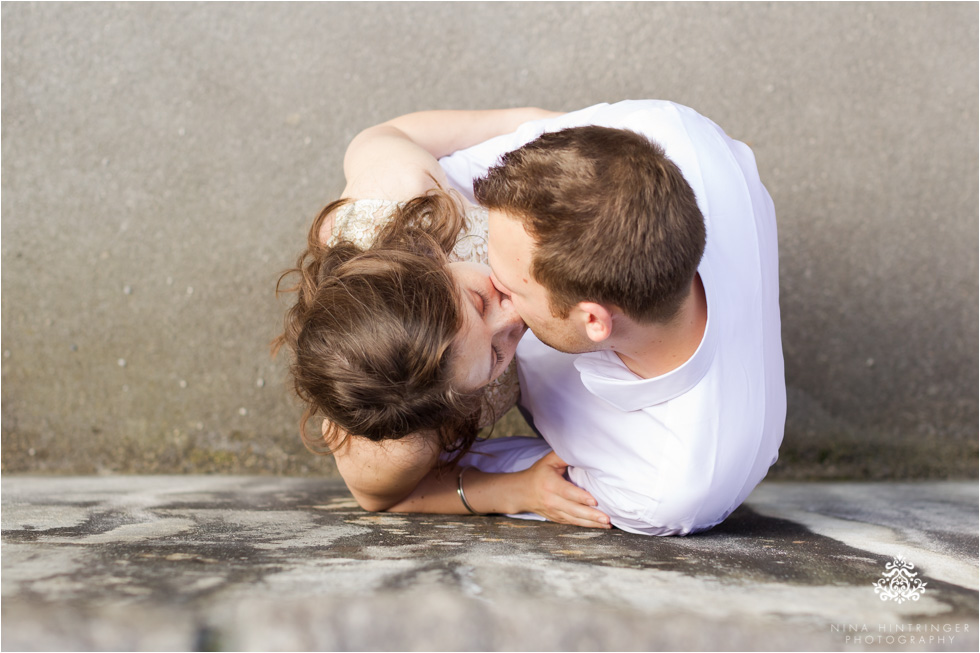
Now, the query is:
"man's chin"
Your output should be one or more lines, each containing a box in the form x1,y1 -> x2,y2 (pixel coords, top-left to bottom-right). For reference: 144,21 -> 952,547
531,330 -> 597,356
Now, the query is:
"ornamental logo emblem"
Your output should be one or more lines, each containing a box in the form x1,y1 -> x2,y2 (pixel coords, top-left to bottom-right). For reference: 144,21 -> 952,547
873,555 -> 927,603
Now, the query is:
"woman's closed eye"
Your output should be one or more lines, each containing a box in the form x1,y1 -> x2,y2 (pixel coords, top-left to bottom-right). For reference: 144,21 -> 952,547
492,343 -> 505,366
476,289 -> 506,370
476,288 -> 491,316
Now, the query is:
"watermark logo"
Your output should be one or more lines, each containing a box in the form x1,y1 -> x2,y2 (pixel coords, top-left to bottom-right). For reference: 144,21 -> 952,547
873,555 -> 927,603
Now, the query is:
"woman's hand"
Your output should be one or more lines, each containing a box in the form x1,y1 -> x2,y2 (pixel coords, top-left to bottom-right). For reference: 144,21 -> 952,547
515,451 -> 611,529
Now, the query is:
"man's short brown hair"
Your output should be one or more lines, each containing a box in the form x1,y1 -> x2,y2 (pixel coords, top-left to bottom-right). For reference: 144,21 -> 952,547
474,126 -> 706,324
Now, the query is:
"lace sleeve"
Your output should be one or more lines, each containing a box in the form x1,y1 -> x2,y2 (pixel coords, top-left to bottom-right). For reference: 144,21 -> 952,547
328,199 -> 402,249
478,359 -> 521,429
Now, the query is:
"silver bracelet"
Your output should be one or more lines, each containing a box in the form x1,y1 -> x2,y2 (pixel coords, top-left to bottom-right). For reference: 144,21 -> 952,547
457,467 -> 483,515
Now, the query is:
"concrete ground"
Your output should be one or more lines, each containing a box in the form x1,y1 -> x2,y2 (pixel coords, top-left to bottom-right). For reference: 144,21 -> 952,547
2,477 -> 976,652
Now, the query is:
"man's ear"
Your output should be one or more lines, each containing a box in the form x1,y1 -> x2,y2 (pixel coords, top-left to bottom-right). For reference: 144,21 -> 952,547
576,302 -> 614,343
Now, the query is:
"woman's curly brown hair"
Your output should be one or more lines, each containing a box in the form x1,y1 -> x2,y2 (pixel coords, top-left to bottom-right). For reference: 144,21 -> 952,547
273,190 -> 483,461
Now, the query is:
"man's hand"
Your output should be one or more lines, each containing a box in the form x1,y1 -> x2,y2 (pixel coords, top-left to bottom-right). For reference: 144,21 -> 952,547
518,451 -> 611,529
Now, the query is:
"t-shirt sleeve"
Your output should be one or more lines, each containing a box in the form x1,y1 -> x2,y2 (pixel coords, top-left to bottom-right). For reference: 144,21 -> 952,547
455,436 -> 552,473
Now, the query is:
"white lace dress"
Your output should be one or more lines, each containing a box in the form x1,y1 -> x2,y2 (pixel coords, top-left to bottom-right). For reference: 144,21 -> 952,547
329,199 -> 520,429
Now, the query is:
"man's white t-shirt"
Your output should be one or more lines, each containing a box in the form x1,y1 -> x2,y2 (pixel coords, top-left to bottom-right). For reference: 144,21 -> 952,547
440,100 -> 786,536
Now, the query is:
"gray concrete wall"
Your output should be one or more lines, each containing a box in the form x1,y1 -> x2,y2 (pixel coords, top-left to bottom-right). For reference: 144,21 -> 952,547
2,2 -> 977,478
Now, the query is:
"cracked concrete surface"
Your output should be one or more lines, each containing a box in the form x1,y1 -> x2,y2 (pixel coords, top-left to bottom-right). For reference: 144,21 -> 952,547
2,477 -> 976,651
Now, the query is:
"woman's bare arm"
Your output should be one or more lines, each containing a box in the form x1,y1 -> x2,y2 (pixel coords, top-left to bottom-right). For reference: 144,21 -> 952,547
387,451 -> 611,529
340,108 -> 563,203
328,422 -> 442,513
378,108 -> 563,160
329,420 -> 608,528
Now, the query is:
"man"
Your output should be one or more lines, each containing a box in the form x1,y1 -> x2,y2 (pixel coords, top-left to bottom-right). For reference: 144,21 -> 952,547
440,100 -> 786,536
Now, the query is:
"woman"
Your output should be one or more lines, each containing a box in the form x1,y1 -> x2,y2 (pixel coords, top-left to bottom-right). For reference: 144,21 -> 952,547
276,108 -> 610,529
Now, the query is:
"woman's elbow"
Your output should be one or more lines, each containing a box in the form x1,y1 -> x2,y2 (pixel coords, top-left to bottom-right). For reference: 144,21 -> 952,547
349,490 -> 399,513
357,498 -> 392,513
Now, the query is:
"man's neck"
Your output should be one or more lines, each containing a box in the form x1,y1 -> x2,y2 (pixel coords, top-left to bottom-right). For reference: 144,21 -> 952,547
607,274 -> 707,380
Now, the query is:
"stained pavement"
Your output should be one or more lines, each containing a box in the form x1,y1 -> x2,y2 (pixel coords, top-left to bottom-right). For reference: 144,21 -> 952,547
2,477 -> 976,651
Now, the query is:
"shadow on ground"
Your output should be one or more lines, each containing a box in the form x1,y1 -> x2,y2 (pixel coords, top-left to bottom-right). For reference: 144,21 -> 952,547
2,477 -> 976,651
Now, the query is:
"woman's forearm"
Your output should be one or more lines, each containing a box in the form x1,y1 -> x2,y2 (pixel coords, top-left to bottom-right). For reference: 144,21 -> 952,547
381,108 -> 564,160
385,455 -> 611,530
385,465 -> 524,515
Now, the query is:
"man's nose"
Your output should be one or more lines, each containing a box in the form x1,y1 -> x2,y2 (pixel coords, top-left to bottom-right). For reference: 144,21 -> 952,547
493,294 -> 525,333
490,272 -> 510,299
